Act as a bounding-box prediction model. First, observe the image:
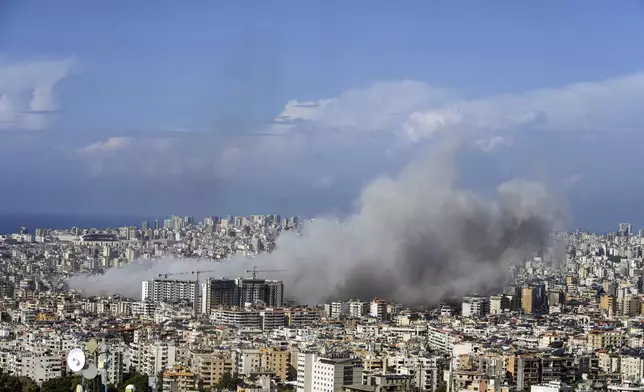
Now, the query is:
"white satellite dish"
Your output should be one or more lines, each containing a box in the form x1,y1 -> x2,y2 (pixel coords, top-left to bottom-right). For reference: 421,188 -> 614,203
67,348 -> 86,372
82,363 -> 98,380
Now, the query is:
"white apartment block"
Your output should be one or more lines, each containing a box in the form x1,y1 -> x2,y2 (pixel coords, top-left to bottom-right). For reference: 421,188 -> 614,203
141,279 -> 199,309
100,347 -> 127,386
392,356 -> 446,392
621,355 -> 644,381
4,352 -> 62,385
324,301 -> 347,319
531,381 -> 572,392
461,296 -> 490,318
235,348 -> 262,375
297,352 -> 362,392
427,327 -> 460,353
134,340 -> 179,375
132,301 -> 156,317
211,308 -> 262,330
370,299 -> 389,321
261,309 -> 287,330
347,301 -> 368,318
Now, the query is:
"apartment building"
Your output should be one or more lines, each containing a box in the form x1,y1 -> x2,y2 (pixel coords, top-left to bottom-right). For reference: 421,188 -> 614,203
202,278 -> 284,314
297,352 -> 363,392
462,297 -> 490,318
163,366 -> 197,392
141,279 -> 199,310
4,351 -> 63,385
189,348 -> 234,389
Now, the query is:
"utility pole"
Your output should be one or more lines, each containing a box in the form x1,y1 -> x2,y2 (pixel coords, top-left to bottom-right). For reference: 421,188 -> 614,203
93,348 -> 100,392
447,354 -> 455,392
102,341 -> 110,392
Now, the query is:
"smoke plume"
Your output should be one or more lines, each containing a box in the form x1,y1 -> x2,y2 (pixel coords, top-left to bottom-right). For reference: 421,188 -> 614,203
68,137 -> 566,305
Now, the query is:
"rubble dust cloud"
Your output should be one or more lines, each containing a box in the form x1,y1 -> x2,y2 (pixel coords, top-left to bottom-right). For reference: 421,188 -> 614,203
67,138 -> 566,306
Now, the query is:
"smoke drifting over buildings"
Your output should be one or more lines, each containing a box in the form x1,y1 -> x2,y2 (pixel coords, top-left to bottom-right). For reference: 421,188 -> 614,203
68,138 -> 566,306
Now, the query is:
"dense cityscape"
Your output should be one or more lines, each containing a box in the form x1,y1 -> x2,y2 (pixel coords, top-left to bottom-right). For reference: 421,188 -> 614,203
0,216 -> 642,392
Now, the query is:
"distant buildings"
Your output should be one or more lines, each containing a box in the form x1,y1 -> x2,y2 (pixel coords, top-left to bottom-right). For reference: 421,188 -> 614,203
12,216 -> 644,392
619,222 -> 633,237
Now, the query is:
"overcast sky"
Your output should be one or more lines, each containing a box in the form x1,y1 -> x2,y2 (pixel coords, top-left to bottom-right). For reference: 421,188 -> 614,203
2,1 -> 644,231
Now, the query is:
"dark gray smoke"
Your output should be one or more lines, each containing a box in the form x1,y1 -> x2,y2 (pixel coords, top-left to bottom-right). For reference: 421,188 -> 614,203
68,137 -> 566,305
259,138 -> 565,304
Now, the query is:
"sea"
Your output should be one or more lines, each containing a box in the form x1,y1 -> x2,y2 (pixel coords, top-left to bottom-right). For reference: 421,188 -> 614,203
0,212 -> 151,234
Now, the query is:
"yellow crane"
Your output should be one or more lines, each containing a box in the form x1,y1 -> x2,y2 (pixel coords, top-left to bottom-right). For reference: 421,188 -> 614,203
245,265 -> 288,279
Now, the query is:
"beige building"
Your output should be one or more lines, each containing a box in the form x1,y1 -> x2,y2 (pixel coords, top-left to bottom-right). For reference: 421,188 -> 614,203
163,366 -> 197,392
189,349 -> 234,390
261,347 -> 290,381
507,354 -> 540,391
587,330 -> 624,350
522,288 -> 537,314
489,295 -> 510,315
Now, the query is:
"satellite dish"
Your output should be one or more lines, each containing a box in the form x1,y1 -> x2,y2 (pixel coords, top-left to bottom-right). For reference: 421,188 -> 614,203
82,363 -> 98,380
66,348 -> 86,372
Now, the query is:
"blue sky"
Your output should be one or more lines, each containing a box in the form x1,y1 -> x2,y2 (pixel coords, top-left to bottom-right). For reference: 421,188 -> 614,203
1,1 -> 644,230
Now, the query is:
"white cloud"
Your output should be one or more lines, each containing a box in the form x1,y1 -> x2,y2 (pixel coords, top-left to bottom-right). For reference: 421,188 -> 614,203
77,70 -> 644,186
262,71 -> 644,148
270,80 -> 454,136
475,136 -> 511,152
403,72 -> 644,140
78,136 -> 241,180
215,71 -> 644,183
81,137 -> 134,154
0,57 -> 75,131
403,108 -> 463,142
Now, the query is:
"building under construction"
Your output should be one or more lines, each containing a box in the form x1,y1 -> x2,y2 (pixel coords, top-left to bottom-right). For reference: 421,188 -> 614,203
201,277 -> 284,314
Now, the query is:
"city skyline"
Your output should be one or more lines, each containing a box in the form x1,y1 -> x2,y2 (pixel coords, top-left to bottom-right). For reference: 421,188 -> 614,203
5,3 -> 644,392
2,177 -> 644,392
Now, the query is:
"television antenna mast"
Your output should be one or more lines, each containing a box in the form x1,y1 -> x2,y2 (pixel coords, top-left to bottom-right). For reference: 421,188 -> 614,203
66,338 -> 108,392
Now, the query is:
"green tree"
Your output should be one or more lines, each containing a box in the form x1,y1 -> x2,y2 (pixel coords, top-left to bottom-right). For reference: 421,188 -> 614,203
213,372 -> 241,391
286,364 -> 297,382
40,372 -> 154,392
0,369 -> 40,392
40,375 -> 83,392
18,376 -> 39,392
435,383 -> 447,392
277,384 -> 295,392
116,373 -> 152,392
157,371 -> 164,392
0,370 -> 23,391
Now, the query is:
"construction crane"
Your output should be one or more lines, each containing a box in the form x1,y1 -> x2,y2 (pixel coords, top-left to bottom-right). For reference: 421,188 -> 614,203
158,269 -> 218,281
245,265 -> 288,279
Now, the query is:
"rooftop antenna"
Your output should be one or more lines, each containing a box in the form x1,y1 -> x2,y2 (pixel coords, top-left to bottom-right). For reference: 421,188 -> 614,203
66,341 -> 101,392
